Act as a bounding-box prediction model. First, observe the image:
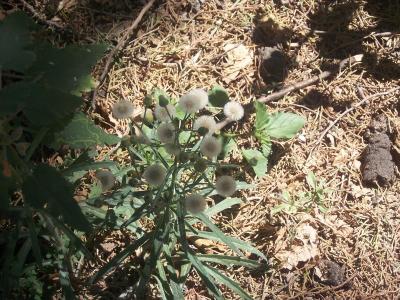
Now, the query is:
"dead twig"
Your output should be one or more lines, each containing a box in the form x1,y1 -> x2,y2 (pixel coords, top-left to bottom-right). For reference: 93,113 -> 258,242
306,86 -> 400,162
91,0 -> 156,109
257,54 -> 364,103
20,0 -> 64,29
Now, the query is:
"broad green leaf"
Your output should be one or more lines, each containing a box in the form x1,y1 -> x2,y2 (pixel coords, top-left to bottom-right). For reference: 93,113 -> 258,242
22,164 -> 91,232
242,149 -> 268,178
91,233 -> 151,283
0,82 -> 82,126
197,254 -> 261,269
0,12 -> 36,71
255,101 -> 270,131
261,137 -> 272,158
47,112 -> 120,149
221,137 -> 237,157
205,266 -> 253,300
194,231 -> 267,261
150,88 -> 171,105
28,44 -> 107,95
264,112 -> 305,139
208,85 -> 229,107
196,213 -> 243,256
204,198 -> 242,217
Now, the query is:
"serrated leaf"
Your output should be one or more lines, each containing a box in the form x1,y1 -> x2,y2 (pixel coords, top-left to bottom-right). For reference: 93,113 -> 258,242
28,44 -> 107,95
264,112 -> 305,139
47,112 -> 120,149
242,149 -> 268,178
0,82 -> 82,126
208,85 -> 229,107
0,12 -> 36,71
22,164 -> 91,232
255,101 -> 270,131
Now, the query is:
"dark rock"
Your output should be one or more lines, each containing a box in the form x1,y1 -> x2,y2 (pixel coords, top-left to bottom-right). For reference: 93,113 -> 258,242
315,260 -> 346,286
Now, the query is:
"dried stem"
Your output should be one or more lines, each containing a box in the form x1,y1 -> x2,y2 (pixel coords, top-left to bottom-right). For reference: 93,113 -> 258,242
258,54 -> 364,103
91,0 -> 156,109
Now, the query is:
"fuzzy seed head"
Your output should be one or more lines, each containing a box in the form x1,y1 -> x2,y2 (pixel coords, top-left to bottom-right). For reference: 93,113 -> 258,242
112,100 -> 135,119
193,115 -> 217,134
143,164 -> 166,186
215,175 -> 237,197
200,136 -> 222,158
96,170 -> 115,192
157,123 -> 176,143
223,101 -> 244,121
178,89 -> 209,114
154,104 -> 176,122
185,194 -> 207,214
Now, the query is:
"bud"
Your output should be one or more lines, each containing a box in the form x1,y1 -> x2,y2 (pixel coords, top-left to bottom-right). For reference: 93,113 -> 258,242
144,95 -> 153,107
178,152 -> 190,163
142,110 -> 154,125
159,95 -> 169,107
194,158 -> 208,172
197,127 -> 209,136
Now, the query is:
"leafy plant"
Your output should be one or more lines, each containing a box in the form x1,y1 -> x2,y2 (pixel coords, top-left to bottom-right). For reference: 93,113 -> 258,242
271,172 -> 328,215
0,12 -> 117,298
243,101 -> 305,177
86,88 -> 267,299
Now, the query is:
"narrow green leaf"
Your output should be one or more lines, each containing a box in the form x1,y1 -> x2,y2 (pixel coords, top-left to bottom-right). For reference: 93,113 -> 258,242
197,254 -> 261,269
242,149 -> 268,178
47,112 -> 120,149
186,251 -> 224,299
264,112 -> 305,139
205,266 -> 253,300
204,198 -> 242,217
91,233 -> 151,283
196,213 -> 243,257
46,212 -> 93,260
194,231 -> 267,261
154,275 -> 169,300
208,85 -> 229,107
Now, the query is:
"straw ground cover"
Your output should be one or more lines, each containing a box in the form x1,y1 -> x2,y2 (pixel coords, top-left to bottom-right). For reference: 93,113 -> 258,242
10,0 -> 400,298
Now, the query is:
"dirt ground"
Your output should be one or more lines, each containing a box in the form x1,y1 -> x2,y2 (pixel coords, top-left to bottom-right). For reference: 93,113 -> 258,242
8,0 -> 400,298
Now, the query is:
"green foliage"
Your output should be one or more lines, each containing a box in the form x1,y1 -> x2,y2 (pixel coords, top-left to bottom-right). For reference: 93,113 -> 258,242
208,85 -> 230,107
0,12 -> 36,71
22,164 -> 91,232
271,172 -> 328,215
243,101 -> 305,177
0,12 -> 112,299
47,112 -> 120,149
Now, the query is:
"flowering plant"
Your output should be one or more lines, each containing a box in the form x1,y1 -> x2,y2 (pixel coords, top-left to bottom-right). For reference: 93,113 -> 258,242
89,88 -> 266,299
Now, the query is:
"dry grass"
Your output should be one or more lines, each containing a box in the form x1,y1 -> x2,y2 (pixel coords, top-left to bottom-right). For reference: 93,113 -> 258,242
11,0 -> 400,298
